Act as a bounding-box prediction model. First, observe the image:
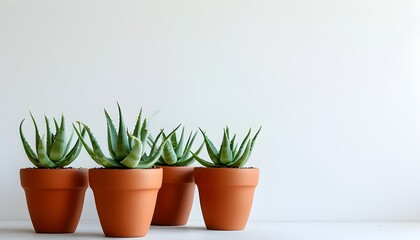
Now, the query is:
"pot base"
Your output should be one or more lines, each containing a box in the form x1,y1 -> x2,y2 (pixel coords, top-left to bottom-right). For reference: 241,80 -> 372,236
152,167 -> 195,226
89,168 -> 162,238
20,168 -> 88,233
194,167 -> 259,231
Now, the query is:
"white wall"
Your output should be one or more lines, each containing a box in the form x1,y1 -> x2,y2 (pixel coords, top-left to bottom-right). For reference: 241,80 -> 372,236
1,0 -> 420,221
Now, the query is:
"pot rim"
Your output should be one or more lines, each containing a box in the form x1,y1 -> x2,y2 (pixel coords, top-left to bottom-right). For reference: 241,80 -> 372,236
194,167 -> 259,186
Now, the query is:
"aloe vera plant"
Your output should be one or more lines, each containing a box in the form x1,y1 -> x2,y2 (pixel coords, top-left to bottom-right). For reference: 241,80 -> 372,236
19,113 -> 86,168
73,104 -> 179,168
149,127 -> 204,166
192,127 -> 262,168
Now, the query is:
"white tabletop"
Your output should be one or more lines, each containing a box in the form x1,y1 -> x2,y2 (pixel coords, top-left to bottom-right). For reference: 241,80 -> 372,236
1,220 -> 420,239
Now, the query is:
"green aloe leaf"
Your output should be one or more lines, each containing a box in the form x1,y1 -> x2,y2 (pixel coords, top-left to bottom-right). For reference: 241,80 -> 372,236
104,109 -> 118,159
179,131 -> 198,161
250,126 -> 262,151
36,136 -> 56,168
190,151 -> 218,167
115,103 -> 130,160
55,128 -> 86,167
30,112 -> 41,150
175,127 -> 185,158
149,130 -> 163,156
228,139 -> 252,167
45,116 -> 52,156
140,118 -> 148,148
176,142 -> 203,166
233,128 -> 251,162
230,134 -> 236,152
170,131 -> 177,148
19,120 -> 42,167
199,128 -> 220,165
138,125 -> 180,168
219,128 -> 233,165
49,115 -> 66,161
53,117 -> 60,132
131,109 -> 142,148
63,131 -> 74,156
181,131 -> 193,157
162,141 -> 177,165
232,143 -> 239,159
120,134 -> 143,168
86,125 -> 122,167
74,123 -> 121,168
154,158 -> 165,166
73,123 -> 95,158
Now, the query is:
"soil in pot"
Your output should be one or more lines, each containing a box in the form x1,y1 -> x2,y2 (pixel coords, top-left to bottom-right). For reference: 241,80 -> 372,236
20,168 -> 88,233
194,167 -> 259,231
89,168 -> 162,237
152,166 -> 195,226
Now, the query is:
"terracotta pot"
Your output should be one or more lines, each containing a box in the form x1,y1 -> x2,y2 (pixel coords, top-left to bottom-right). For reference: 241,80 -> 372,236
194,167 -> 259,230
20,168 -> 88,233
152,166 -> 195,226
89,168 -> 162,237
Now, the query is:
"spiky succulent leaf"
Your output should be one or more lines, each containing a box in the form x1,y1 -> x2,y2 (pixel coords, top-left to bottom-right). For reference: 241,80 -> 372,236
181,131 -> 193,156
232,143 -> 239,158
136,125 -> 180,168
228,139 -> 252,167
199,128 -> 221,165
191,151 -> 218,167
76,123 -> 122,168
63,131 -> 74,156
230,134 -> 236,152
226,126 -> 230,139
30,112 -> 41,150
140,118 -> 148,142
178,131 -> 197,161
19,120 -> 42,167
250,126 -> 262,151
45,116 -> 52,156
233,128 -> 251,162
175,142 -> 203,166
120,134 -> 143,168
131,109 -> 142,148
155,159 -> 165,165
175,127 -> 185,158
53,117 -> 60,132
162,141 -> 177,165
36,136 -> 56,168
170,131 -> 177,147
115,103 -> 130,160
104,109 -> 118,159
195,127 -> 261,168
49,115 -> 66,161
153,128 -> 200,166
219,128 -> 233,165
149,130 -> 163,156
55,128 -> 86,167
73,123 -> 95,158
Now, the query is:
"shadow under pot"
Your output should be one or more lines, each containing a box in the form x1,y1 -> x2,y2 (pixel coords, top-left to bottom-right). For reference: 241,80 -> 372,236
89,168 -> 162,238
152,166 -> 195,226
194,167 -> 259,231
20,168 -> 88,233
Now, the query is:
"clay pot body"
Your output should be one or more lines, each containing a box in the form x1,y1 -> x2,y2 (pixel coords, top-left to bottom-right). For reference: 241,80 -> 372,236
20,168 -> 88,233
89,168 -> 162,237
194,167 -> 259,230
152,166 -> 195,226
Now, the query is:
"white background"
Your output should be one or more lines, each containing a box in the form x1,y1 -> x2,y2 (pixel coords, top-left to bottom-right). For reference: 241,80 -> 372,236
0,0 -> 420,222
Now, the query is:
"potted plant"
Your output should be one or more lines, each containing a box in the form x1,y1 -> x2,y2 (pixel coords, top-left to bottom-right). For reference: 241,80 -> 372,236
192,126 -> 261,230
19,113 -> 87,233
149,127 -> 203,226
73,104 -> 178,237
